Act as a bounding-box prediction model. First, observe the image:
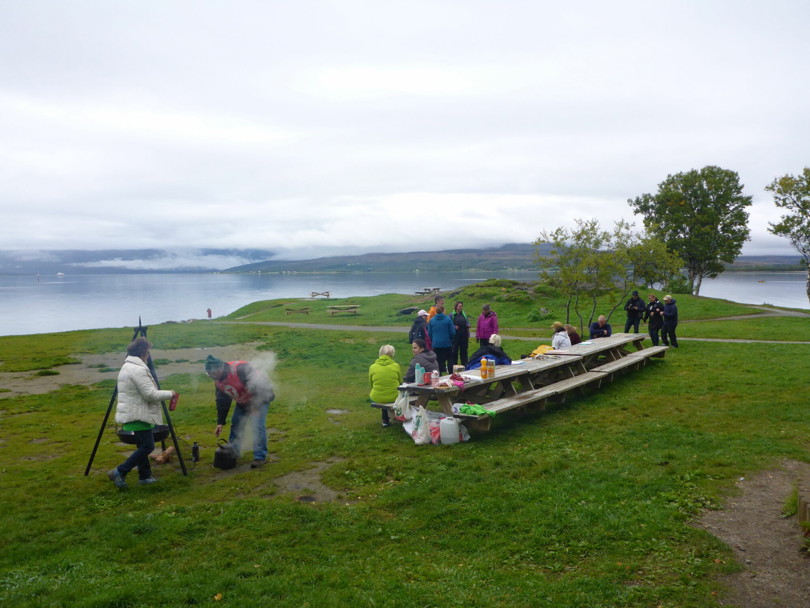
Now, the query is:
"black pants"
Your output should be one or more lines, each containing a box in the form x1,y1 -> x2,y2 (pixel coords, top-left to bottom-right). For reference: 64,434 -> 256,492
648,325 -> 662,346
452,335 -> 469,366
117,428 -> 155,481
624,318 -> 640,333
662,325 -> 678,347
433,347 -> 453,374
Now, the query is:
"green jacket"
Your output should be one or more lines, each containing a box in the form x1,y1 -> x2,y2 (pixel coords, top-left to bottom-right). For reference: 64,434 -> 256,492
368,355 -> 403,403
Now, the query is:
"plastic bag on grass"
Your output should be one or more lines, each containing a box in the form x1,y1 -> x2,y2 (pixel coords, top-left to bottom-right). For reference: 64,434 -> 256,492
393,390 -> 412,421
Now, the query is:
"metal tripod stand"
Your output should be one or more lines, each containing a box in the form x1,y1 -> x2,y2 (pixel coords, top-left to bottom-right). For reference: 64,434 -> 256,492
84,319 -> 188,476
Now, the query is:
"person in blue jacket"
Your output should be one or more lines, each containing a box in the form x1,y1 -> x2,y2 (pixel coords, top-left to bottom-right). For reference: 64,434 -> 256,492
427,304 -> 455,374
662,295 -> 679,347
465,334 -> 512,370
589,315 -> 612,339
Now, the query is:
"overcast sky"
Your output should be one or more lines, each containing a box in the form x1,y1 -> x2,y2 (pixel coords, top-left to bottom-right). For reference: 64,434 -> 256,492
1,0 -> 808,263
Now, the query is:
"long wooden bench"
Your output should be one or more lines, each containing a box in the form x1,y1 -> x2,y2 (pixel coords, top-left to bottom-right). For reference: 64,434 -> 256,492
459,372 -> 605,420
629,345 -> 669,359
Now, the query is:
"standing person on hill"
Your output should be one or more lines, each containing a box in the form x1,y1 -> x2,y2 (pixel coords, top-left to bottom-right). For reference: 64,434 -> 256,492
368,345 -> 403,428
623,290 -> 645,333
643,293 -> 665,346
403,339 -> 439,383
408,309 -> 430,347
205,355 -> 276,469
475,304 -> 499,348
564,324 -> 582,345
662,295 -> 679,348
427,294 -> 444,322
107,337 -> 177,489
451,301 -> 470,366
428,304 -> 456,374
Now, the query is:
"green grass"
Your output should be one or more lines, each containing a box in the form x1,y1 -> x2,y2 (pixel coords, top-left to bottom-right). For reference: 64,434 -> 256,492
0,282 -> 808,607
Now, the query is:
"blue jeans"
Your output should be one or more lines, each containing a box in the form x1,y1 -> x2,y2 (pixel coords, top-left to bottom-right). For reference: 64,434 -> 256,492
229,401 -> 270,461
117,428 -> 155,481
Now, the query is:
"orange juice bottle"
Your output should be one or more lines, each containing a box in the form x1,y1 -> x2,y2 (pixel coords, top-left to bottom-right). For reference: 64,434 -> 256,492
480,359 -> 489,379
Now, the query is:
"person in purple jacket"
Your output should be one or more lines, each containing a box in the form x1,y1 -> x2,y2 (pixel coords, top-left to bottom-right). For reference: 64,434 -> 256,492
475,304 -> 499,348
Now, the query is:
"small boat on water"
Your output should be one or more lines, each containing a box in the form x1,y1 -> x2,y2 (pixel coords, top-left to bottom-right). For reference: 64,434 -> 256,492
56,272 -> 65,277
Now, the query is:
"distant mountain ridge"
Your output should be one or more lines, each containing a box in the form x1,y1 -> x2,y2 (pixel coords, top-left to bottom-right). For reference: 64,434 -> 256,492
0,244 -> 802,275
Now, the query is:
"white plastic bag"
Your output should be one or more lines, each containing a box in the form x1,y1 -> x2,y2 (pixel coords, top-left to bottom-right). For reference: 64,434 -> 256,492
393,390 -> 412,421
411,406 -> 430,445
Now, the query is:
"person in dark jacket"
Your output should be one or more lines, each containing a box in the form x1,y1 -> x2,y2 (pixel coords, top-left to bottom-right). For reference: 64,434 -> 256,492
589,315 -> 612,339
623,290 -> 645,333
408,309 -> 429,344
205,355 -> 275,469
451,301 -> 470,367
643,293 -> 665,346
428,304 -> 456,374
564,324 -> 582,345
403,339 -> 439,383
661,295 -> 679,347
465,334 -> 512,370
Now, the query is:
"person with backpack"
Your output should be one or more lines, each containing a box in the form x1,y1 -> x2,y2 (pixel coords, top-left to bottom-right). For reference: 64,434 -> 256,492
408,309 -> 430,349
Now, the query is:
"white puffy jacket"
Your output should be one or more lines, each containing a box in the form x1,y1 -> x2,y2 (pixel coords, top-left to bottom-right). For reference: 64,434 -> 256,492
115,356 -> 173,425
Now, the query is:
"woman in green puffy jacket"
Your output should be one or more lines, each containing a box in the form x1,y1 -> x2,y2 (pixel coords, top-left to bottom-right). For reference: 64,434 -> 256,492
368,344 -> 403,427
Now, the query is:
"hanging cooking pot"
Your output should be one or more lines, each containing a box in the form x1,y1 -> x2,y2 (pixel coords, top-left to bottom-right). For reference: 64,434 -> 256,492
213,439 -> 237,470
117,424 -> 170,445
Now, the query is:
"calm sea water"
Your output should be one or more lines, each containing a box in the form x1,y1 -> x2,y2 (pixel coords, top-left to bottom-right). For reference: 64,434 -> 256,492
0,270 -> 806,337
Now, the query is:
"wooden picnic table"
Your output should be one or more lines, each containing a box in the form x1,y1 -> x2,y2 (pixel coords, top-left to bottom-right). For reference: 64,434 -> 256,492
396,333 -> 666,431
327,305 -> 361,315
310,291 -> 330,299
552,332 -> 647,369
401,355 -> 589,430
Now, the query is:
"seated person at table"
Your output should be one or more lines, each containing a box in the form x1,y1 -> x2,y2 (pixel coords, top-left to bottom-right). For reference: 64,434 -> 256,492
589,315 -> 612,339
403,339 -> 439,383
369,344 -> 403,427
465,334 -> 512,370
551,321 -> 572,350
565,324 -> 582,345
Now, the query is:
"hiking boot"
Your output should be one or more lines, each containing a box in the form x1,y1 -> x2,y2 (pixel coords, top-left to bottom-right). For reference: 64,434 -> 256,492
250,459 -> 267,469
139,477 -> 158,485
107,468 -> 127,489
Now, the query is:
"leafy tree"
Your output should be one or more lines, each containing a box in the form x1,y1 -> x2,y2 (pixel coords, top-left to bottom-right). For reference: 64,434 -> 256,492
628,165 -> 752,295
766,167 -> 810,303
534,219 -> 679,330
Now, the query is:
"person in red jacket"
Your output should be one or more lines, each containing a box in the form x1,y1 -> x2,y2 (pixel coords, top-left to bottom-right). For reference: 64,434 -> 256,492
205,355 -> 275,469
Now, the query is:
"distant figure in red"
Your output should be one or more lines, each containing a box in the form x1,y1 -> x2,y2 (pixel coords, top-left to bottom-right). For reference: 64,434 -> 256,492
207,308 -> 212,319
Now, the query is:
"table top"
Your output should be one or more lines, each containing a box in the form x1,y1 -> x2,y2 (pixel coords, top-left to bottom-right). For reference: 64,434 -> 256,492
402,354 -> 584,395
554,333 -> 645,356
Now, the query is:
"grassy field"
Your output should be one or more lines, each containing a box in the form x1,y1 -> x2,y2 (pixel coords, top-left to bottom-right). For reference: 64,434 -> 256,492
1,281 -> 808,607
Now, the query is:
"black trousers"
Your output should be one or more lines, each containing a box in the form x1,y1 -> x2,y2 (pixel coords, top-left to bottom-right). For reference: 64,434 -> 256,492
662,325 -> 678,347
433,347 -> 453,374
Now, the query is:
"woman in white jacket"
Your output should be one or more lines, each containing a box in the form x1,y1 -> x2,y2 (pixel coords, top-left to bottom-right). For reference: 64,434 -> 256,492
108,337 -> 176,488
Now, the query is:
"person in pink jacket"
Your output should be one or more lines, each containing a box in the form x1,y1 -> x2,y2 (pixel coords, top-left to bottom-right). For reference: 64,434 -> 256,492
475,304 -> 499,348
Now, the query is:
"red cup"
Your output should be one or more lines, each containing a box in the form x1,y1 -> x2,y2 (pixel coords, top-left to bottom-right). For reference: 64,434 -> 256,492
169,393 -> 179,411
422,372 -> 432,386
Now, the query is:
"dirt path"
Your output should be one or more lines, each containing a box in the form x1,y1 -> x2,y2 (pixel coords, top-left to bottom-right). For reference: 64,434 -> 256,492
693,460 -> 810,607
